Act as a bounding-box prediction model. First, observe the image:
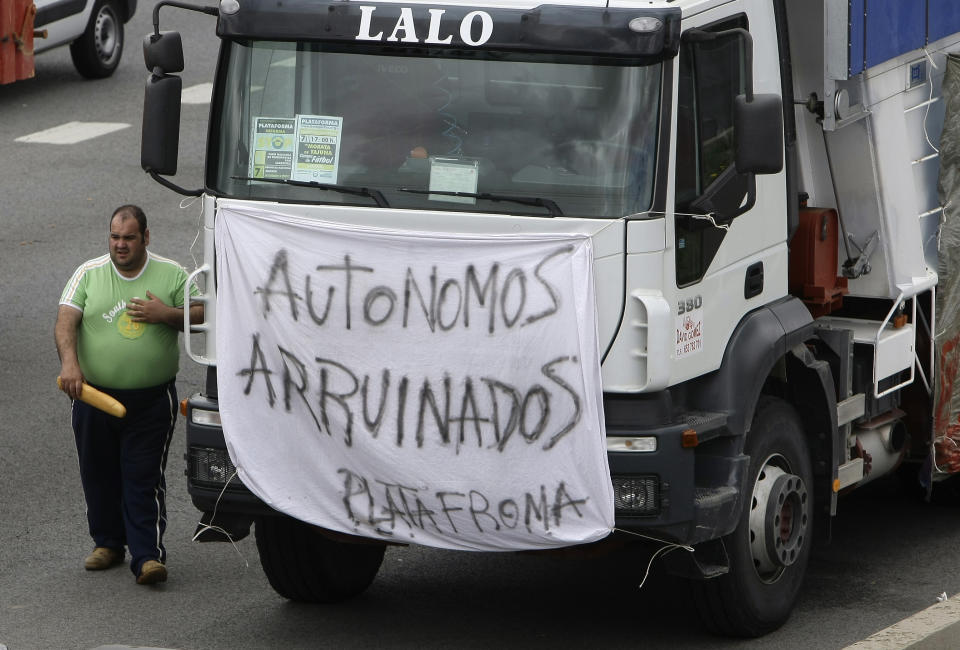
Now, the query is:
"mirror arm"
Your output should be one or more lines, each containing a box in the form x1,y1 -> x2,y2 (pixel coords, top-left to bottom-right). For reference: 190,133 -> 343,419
147,170 -> 203,197
152,1 -> 218,36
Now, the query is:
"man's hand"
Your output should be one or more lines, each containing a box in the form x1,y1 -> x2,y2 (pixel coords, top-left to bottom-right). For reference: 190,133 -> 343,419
128,290 -> 193,331
128,291 -> 175,325
58,364 -> 85,400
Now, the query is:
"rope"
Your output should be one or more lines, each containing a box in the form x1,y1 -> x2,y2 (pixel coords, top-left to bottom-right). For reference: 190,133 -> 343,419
191,470 -> 251,567
647,210 -> 731,231
613,527 -> 695,590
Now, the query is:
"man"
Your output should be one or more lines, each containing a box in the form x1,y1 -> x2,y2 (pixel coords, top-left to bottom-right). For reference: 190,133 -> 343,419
55,205 -> 202,585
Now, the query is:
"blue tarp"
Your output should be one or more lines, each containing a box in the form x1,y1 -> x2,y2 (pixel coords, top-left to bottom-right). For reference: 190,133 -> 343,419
847,0 -> 960,76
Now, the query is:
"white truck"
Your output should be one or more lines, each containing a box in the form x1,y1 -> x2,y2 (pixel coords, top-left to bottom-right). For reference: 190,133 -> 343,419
141,0 -> 960,637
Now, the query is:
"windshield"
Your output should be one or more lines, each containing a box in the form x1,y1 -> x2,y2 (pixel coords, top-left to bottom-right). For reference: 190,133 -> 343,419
210,41 -> 662,218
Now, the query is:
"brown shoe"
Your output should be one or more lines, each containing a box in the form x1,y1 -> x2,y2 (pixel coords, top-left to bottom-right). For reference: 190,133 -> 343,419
136,560 -> 168,585
84,547 -> 123,571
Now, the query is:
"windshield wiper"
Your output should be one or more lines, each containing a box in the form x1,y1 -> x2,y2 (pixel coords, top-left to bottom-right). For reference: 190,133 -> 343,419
232,176 -> 389,207
398,188 -> 563,217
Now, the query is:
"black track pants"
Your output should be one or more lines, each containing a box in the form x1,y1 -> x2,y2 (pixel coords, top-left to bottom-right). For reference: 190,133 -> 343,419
72,382 -> 177,576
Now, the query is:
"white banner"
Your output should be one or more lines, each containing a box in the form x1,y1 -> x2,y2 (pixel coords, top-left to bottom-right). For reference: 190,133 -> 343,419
215,205 -> 613,551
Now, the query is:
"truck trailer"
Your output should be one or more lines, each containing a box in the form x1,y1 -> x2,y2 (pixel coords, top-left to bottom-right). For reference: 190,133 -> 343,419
141,0 -> 960,636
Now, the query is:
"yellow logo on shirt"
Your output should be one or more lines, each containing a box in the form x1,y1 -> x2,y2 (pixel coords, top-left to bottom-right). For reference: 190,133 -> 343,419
116,311 -> 146,339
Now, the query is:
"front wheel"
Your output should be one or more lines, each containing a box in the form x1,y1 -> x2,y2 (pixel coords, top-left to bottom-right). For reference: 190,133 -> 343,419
69,0 -> 123,79
692,397 -> 813,637
255,515 -> 386,603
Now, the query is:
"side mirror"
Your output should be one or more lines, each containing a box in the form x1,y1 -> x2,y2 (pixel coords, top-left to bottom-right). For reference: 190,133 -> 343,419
141,71 -> 182,175
140,17 -> 205,195
734,93 -> 783,175
143,31 -> 184,73
141,30 -> 183,176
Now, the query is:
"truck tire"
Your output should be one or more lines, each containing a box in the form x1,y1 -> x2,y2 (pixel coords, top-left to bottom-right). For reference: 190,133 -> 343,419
692,397 -> 813,637
255,514 -> 386,603
69,0 -> 123,79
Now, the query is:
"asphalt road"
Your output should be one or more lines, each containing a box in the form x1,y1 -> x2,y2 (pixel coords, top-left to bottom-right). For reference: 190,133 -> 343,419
2,3 -> 960,649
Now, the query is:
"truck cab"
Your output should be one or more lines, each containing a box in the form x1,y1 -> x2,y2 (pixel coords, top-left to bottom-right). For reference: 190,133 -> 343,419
142,0 -> 960,637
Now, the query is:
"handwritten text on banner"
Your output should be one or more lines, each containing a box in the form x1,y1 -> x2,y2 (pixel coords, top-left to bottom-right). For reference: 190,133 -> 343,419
214,205 -> 613,551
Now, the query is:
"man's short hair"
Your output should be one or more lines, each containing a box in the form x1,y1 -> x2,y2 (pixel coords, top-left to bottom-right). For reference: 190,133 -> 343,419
111,205 -> 148,238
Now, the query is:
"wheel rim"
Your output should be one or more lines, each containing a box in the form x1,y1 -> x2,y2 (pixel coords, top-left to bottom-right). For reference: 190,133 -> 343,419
748,453 -> 809,583
94,5 -> 121,66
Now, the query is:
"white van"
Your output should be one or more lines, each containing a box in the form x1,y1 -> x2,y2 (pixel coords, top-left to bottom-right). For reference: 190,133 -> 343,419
33,0 -> 137,78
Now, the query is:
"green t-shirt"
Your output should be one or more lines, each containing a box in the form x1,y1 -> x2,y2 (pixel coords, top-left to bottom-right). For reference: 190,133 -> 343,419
60,252 -> 196,389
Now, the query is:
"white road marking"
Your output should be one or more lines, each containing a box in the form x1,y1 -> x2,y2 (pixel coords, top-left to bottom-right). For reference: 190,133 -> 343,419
845,596 -> 960,649
15,121 -> 129,144
182,82 -> 213,104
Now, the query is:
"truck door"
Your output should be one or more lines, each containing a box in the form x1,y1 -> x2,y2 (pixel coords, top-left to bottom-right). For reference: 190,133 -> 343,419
671,5 -> 788,382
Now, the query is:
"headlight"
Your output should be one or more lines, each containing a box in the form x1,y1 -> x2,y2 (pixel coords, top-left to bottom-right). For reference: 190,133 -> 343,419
606,436 -> 657,452
191,408 -> 222,426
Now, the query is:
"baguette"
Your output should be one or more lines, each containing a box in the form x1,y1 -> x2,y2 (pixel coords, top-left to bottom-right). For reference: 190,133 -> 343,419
57,377 -> 127,418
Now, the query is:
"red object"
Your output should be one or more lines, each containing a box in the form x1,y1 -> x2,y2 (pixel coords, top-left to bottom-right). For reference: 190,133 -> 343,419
0,0 -> 36,85
935,334 -> 960,474
789,207 -> 849,317
0,1 -> 12,84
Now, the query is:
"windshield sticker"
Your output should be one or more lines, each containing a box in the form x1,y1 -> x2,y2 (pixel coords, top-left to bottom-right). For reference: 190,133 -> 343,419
675,302 -> 703,359
429,157 -> 479,204
292,115 -> 343,184
249,117 -> 296,180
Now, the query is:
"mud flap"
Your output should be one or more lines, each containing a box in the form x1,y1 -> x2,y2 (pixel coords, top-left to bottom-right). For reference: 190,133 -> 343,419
661,537 -> 729,580
193,511 -> 253,542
